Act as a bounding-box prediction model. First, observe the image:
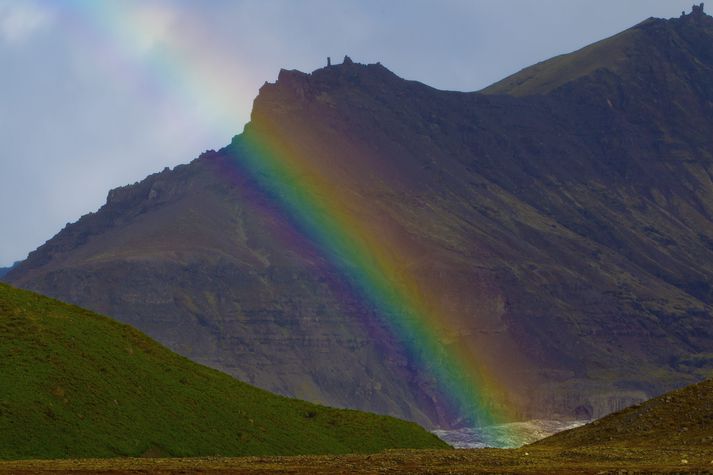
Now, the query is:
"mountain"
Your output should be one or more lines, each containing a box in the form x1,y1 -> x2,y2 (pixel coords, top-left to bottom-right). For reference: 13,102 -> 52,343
0,282 -> 446,460
6,7 -> 713,428
0,262 -> 19,279
535,376 -> 713,448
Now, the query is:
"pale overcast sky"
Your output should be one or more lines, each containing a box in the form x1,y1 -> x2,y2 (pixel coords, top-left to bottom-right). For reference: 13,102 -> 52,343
0,0 -> 697,266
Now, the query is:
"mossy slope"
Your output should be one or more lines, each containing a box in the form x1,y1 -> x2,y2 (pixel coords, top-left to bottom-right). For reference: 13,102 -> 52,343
535,377 -> 713,448
0,283 -> 447,460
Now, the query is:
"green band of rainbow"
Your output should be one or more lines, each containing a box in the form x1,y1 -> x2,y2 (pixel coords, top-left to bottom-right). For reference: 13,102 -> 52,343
72,0 -> 516,439
223,121 -> 511,430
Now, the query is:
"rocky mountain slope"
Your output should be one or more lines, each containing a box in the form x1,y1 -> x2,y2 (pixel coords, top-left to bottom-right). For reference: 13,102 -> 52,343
535,376 -> 713,448
0,282 -> 446,459
6,7 -> 713,428
0,263 -> 18,279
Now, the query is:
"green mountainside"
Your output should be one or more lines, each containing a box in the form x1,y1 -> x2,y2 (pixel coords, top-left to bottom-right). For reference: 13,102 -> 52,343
5,377 -> 713,473
535,376 -> 713,449
0,283 -> 446,460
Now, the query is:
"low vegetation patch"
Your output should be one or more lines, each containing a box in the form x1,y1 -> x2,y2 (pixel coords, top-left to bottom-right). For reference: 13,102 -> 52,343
0,283 -> 447,460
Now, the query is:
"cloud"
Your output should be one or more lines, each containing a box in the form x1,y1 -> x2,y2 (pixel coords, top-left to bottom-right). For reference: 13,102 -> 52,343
124,3 -> 178,55
0,1 -> 53,44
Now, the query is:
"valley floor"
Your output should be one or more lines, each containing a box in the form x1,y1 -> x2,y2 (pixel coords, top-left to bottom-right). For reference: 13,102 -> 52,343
2,447 -> 713,474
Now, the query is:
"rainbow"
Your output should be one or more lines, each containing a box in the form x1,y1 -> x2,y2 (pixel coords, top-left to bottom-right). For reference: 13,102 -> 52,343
220,119 -> 513,429
69,0 -> 517,440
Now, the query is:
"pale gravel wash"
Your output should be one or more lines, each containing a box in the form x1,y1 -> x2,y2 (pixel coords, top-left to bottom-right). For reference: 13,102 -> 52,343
433,419 -> 588,448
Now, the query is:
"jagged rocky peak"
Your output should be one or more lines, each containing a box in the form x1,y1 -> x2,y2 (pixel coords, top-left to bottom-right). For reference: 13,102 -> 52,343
255,56 -> 401,109
676,3 -> 713,29
682,3 -> 706,19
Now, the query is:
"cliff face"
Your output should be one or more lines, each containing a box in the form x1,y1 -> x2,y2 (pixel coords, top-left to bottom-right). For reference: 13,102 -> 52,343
7,10 -> 713,428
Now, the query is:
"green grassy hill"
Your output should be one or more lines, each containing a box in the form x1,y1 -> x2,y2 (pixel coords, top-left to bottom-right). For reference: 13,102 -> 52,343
0,283 -> 447,460
535,377 -> 713,448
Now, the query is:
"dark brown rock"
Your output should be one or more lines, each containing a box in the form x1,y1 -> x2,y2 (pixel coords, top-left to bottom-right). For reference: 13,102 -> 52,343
7,11 -> 713,428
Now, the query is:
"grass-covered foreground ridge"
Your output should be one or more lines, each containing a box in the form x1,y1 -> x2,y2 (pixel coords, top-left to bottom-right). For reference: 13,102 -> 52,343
0,283 -> 447,460
5,379 -> 713,474
534,376 -> 713,449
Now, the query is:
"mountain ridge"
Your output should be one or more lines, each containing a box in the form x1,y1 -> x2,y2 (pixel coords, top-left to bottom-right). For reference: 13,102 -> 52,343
484,6 -> 713,96
7,9 -> 713,429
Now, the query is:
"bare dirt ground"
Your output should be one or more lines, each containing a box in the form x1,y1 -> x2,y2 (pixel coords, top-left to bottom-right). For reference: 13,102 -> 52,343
2,447 -> 713,474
